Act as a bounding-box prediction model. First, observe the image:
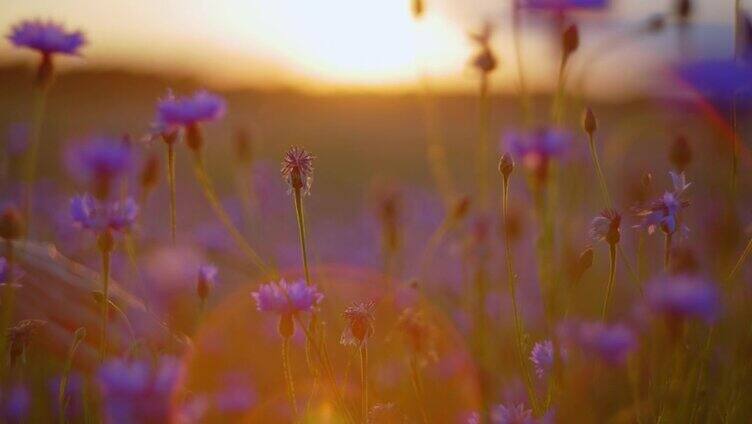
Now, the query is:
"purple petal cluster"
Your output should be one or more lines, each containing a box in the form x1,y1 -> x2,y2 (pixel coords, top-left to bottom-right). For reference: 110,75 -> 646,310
503,128 -> 571,179
530,340 -> 555,380
251,279 -> 323,315
70,194 -> 139,233
98,357 -> 181,423
1,385 -> 30,423
647,274 -> 719,322
66,137 -> 133,184
7,20 -> 85,56
677,59 -> 752,103
637,172 -> 690,236
156,90 -> 226,128
491,403 -> 535,424
521,0 -> 609,11
575,322 -> 637,365
281,146 -> 315,194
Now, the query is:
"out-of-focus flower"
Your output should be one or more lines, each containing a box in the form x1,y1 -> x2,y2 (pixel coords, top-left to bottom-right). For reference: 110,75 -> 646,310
66,137 -> 133,198
156,90 -> 226,129
503,128 -> 571,185
5,123 -> 29,157
7,320 -> 46,367
574,322 -> 637,365
70,194 -> 138,234
676,59 -> 752,103
589,209 -> 621,245
1,385 -> 30,423
469,23 -> 497,74
212,374 -> 258,414
491,403 -> 535,424
341,301 -> 376,346
636,172 -> 690,236
0,204 -> 25,240
669,135 -> 692,172
197,264 -> 218,302
281,146 -> 315,194
369,402 -> 404,423
251,279 -> 323,316
7,20 -> 85,56
98,356 -> 181,423
394,308 -> 438,366
521,0 -> 608,11
530,340 -> 555,380
647,274 -> 719,323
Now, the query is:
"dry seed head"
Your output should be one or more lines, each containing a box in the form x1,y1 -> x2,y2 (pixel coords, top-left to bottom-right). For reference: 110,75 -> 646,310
0,205 -> 25,240
582,107 -> 597,135
499,153 -> 515,179
562,24 -> 580,57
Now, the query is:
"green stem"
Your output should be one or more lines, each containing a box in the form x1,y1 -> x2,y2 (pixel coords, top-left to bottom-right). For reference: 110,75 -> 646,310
166,142 -> 177,244
587,134 -> 613,208
477,74 -> 490,209
282,337 -> 299,422
553,53 -> 569,124
99,249 -> 111,362
23,85 -> 49,231
728,236 -> 752,281
664,233 -> 672,271
601,243 -> 618,320
511,0 -> 532,125
192,155 -> 272,276
502,178 -> 540,412
360,345 -> 369,423
293,187 -> 312,285
59,327 -> 86,424
0,240 -> 15,375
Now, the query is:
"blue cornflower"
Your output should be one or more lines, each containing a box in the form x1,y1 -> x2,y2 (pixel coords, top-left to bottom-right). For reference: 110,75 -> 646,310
503,128 -> 571,184
66,137 -> 133,196
576,322 -> 637,365
70,194 -> 138,234
7,20 -> 85,56
521,0 -> 609,11
491,403 -> 535,424
647,274 -> 719,323
197,264 -> 218,301
156,90 -> 226,129
530,340 -> 556,380
636,172 -> 690,236
251,279 -> 323,316
98,357 -> 181,423
676,59 -> 752,103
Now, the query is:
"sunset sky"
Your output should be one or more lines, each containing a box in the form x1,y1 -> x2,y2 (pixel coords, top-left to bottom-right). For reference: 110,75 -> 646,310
0,0 -> 738,96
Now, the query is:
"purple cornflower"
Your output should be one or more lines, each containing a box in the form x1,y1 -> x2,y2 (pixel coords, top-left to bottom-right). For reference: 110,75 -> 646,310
491,403 -> 535,424
1,385 -> 30,423
98,356 -> 181,423
530,340 -> 555,380
636,172 -> 690,236
70,194 -> 138,234
7,20 -> 85,56
676,59 -> 752,103
66,137 -> 133,197
197,264 -> 218,301
647,274 -> 719,323
503,128 -> 570,184
281,146 -> 315,194
155,90 -> 226,129
521,0 -> 609,11
341,301 -> 376,346
589,209 -> 621,245
576,322 -> 637,365
251,279 -> 323,316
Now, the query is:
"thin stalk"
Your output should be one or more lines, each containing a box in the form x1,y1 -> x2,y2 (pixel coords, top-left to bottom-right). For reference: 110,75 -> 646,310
192,155 -> 272,276
731,96 -> 739,195
359,345 -> 369,423
99,249 -> 111,362
59,327 -> 86,424
23,85 -> 49,230
282,337 -> 299,422
664,233 -> 672,271
511,0 -> 532,125
728,236 -> 752,280
409,356 -> 429,424
601,243 -> 618,320
166,142 -> 177,244
553,53 -> 568,124
417,218 -> 451,277
477,74 -> 490,209
502,177 -> 540,412
0,239 -> 15,375
586,133 -> 613,208
293,187 -> 312,285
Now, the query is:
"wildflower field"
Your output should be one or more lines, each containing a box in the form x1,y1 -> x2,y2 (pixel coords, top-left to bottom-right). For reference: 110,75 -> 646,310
1,0 -> 751,422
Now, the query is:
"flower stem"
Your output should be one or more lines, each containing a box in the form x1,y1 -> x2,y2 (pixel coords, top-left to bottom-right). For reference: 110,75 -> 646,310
502,177 -> 540,412
22,85 -> 49,232
99,248 -> 111,362
511,0 -> 532,125
0,239 -> 16,375
281,337 -> 299,422
476,73 -> 490,209
59,327 -> 86,424
166,142 -> 177,244
664,233 -> 672,271
728,236 -> 752,280
587,133 -> 613,209
359,345 -> 369,423
192,155 -> 272,276
409,356 -> 429,424
601,243 -> 618,320
292,187 -> 312,285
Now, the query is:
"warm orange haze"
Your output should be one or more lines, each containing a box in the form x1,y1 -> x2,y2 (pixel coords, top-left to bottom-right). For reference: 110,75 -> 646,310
0,0 -> 737,96
1,0 -> 752,423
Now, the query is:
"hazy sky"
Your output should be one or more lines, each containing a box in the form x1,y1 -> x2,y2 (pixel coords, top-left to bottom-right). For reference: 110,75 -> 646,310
0,0 -> 739,95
